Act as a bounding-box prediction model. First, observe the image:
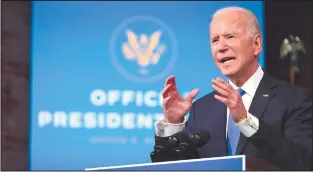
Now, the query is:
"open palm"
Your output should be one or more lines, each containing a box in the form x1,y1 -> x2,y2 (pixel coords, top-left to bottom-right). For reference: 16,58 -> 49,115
162,75 -> 200,123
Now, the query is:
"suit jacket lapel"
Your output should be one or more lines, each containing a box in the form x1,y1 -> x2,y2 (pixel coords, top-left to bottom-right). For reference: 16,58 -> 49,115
236,73 -> 278,154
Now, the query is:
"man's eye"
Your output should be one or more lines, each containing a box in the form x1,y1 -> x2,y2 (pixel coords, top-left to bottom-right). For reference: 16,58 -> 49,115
212,39 -> 218,43
227,35 -> 235,39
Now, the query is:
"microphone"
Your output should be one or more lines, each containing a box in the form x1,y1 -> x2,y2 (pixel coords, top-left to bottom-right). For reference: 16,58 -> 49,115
150,131 -> 189,162
189,131 -> 211,147
174,131 -> 210,160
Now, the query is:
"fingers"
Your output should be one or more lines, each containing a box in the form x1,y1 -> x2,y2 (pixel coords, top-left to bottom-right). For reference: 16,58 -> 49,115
212,84 -> 228,97
211,78 -> 234,97
185,88 -> 200,102
164,75 -> 177,89
162,84 -> 172,98
212,78 -> 228,91
171,76 -> 177,89
163,75 -> 199,104
214,94 -> 228,105
212,78 -> 243,109
214,94 -> 236,107
164,75 -> 172,87
163,75 -> 178,99
162,96 -> 171,108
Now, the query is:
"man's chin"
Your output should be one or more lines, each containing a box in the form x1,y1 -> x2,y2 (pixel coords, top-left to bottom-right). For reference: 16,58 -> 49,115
220,69 -> 236,77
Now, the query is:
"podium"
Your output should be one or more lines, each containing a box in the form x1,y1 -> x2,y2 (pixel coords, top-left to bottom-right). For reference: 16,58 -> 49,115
85,155 -> 246,171
85,155 -> 281,171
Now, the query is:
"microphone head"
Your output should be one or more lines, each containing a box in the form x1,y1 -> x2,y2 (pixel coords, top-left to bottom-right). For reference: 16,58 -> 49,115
189,131 -> 210,147
168,131 -> 189,146
154,145 -> 163,150
168,136 -> 179,146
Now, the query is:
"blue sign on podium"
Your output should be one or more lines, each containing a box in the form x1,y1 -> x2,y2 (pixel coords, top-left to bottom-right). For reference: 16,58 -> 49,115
85,155 -> 245,171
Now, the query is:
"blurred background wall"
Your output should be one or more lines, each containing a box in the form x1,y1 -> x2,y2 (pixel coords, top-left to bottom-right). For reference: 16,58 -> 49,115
1,1 -> 30,170
1,1 -> 312,170
265,1 -> 312,90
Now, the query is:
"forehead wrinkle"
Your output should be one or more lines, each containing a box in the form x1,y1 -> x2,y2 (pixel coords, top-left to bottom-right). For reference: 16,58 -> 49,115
210,31 -> 239,40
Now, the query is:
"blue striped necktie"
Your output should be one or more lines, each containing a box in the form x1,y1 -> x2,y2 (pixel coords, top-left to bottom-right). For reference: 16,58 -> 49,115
227,88 -> 246,155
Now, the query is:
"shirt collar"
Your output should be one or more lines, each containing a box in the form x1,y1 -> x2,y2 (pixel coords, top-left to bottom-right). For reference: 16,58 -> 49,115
229,65 -> 264,97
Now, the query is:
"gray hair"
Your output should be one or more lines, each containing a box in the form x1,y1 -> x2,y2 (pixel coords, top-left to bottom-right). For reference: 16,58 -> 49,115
212,6 -> 262,38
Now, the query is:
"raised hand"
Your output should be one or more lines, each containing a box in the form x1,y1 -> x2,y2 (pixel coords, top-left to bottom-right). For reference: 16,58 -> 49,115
212,78 -> 247,123
161,75 -> 200,124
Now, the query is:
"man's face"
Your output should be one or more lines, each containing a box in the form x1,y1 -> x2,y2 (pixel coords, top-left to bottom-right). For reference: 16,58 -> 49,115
210,12 -> 261,77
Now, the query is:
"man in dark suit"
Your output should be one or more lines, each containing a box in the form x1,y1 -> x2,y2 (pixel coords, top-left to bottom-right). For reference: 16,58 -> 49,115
154,6 -> 312,170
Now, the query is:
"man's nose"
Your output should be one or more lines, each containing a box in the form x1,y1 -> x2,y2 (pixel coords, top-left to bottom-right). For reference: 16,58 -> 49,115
217,39 -> 229,53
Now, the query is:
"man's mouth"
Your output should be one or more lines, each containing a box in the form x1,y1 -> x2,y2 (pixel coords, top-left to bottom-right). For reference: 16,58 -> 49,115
220,57 -> 236,64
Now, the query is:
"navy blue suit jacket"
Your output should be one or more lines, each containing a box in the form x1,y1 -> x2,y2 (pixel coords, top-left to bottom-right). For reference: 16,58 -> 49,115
156,73 -> 312,170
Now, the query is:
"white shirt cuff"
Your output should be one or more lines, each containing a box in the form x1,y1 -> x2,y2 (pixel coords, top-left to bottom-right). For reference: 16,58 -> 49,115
236,113 -> 259,137
154,119 -> 186,137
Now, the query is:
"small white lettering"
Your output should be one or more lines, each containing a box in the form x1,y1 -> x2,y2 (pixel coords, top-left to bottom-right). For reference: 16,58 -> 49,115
37,111 -> 164,129
38,111 -> 52,127
90,89 -> 106,106
90,90 -> 192,107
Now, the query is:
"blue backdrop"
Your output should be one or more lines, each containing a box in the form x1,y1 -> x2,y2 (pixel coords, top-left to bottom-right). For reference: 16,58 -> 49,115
30,1 -> 265,170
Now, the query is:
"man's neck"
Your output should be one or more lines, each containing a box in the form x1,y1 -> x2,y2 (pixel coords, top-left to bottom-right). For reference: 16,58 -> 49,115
229,62 -> 259,87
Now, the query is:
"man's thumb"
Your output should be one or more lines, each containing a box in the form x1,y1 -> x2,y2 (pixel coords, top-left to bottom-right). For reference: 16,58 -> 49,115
185,88 -> 200,102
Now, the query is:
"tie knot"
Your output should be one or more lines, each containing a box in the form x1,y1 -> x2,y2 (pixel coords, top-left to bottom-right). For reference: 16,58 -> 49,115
237,88 -> 246,96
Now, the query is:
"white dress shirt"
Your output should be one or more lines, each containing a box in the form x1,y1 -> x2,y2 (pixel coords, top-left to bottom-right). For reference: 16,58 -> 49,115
155,65 -> 264,138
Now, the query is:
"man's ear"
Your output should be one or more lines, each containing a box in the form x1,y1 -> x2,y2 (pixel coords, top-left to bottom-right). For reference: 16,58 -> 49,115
253,34 -> 262,57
